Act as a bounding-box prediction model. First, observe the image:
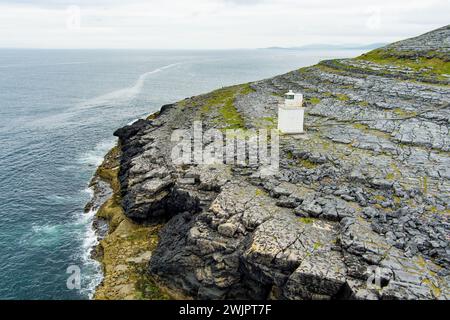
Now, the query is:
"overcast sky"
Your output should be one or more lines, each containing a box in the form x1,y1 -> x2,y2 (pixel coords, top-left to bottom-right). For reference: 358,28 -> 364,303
0,0 -> 448,49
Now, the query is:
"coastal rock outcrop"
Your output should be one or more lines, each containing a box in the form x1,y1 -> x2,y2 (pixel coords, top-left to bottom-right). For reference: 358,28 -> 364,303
108,26 -> 450,300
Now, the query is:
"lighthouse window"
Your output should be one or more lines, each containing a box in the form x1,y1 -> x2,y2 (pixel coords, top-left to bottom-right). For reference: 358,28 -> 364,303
286,95 -> 294,99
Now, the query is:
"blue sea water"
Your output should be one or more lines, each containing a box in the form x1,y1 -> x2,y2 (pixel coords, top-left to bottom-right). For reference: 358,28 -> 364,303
0,48 -> 365,299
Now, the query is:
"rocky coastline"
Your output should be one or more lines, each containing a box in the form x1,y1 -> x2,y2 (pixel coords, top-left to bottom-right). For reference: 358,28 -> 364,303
89,25 -> 449,300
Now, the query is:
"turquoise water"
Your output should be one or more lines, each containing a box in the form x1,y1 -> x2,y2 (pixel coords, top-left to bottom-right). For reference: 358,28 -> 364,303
0,48 -> 364,299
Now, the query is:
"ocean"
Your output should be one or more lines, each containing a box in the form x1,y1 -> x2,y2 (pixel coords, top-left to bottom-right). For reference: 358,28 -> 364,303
0,48 -> 365,299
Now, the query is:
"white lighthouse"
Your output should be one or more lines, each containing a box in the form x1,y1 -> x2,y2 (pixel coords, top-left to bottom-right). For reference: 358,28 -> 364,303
277,90 -> 305,134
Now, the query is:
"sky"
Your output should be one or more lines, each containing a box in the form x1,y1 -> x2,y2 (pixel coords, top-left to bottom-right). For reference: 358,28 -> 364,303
0,0 -> 448,49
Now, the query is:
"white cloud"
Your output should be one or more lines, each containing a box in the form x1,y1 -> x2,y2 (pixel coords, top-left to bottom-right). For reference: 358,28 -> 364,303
0,0 -> 447,48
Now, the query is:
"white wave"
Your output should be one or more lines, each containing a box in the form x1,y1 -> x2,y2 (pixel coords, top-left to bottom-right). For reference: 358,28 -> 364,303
78,63 -> 181,109
78,206 -> 103,299
77,138 -> 117,168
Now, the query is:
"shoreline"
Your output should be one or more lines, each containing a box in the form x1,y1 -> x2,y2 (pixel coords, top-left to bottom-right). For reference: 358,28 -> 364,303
85,138 -> 172,300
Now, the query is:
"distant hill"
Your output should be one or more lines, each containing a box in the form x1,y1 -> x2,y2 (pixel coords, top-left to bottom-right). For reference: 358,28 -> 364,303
261,43 -> 386,51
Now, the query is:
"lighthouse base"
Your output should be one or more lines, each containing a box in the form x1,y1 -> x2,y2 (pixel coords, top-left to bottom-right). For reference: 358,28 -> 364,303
277,107 -> 305,134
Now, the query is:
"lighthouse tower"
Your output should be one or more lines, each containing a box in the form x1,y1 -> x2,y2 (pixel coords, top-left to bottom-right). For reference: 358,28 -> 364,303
277,90 -> 305,134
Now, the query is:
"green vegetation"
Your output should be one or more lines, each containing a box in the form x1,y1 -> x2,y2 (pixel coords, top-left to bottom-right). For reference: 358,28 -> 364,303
136,272 -> 171,300
298,217 -> 314,224
336,93 -> 350,102
308,97 -> 321,105
316,63 -> 344,74
219,99 -> 245,129
392,108 -> 417,118
146,111 -> 160,120
313,242 -> 323,250
374,195 -> 386,202
298,159 -> 318,169
359,101 -> 369,107
353,123 -> 369,131
94,145 -> 171,300
422,176 -> 428,194
423,278 -> 441,298
385,173 -> 395,180
357,48 -> 450,79
95,146 -> 121,193
240,83 -> 256,95
200,85 -> 252,129
255,188 -> 266,197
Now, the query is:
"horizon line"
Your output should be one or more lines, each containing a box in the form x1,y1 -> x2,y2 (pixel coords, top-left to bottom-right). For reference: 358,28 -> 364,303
0,44 -> 384,51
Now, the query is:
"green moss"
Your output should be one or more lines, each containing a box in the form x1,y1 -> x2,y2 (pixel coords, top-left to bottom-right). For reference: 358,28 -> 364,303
308,97 -> 321,105
353,123 -> 369,131
136,273 -> 171,300
422,176 -> 428,195
199,85 -> 247,129
255,188 -> 266,197
385,173 -> 395,180
422,278 -> 441,298
336,93 -> 350,102
93,145 -> 173,300
317,63 -> 344,74
298,67 -> 308,73
359,101 -> 369,107
97,197 -> 124,232
262,116 -> 275,123
298,217 -> 314,224
177,100 -> 187,108
146,111 -> 160,120
313,242 -> 323,250
392,108 -> 417,118
95,146 -> 121,193
219,99 -> 245,129
240,83 -> 256,95
298,159 -> 318,169
357,49 -> 450,79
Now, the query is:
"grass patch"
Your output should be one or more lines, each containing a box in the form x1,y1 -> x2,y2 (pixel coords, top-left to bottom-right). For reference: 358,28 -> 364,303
200,85 -> 248,129
313,242 -> 323,250
298,217 -> 314,224
240,83 -> 256,95
308,97 -> 321,105
255,188 -> 266,197
336,94 -> 350,102
357,49 -> 450,79
392,108 -> 417,117
385,173 -> 395,180
298,159 -> 318,169
359,101 -> 369,107
219,99 -> 245,129
422,176 -> 428,195
353,123 -> 369,131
